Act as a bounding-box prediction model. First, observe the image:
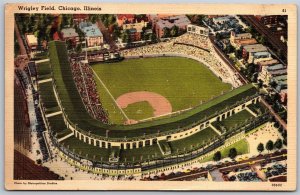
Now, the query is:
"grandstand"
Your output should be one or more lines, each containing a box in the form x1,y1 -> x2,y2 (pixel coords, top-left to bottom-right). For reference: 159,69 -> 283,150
35,40 -> 270,174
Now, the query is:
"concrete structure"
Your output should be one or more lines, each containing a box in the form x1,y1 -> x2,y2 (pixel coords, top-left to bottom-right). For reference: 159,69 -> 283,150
79,22 -> 103,47
155,15 -> 191,38
187,24 -> 209,36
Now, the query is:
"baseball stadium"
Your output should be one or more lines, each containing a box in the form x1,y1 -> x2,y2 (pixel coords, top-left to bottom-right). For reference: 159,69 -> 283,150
36,34 -> 270,175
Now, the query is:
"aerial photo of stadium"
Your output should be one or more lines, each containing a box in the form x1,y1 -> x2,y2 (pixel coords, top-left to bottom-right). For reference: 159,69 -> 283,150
13,13 -> 288,182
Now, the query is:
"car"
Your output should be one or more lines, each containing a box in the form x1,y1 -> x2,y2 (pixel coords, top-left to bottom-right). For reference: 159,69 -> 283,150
183,169 -> 191,173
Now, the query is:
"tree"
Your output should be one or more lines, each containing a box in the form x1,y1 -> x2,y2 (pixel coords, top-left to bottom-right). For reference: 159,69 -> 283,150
257,143 -> 264,153
266,140 -> 274,152
283,138 -> 287,146
75,44 -> 82,53
274,139 -> 283,150
170,26 -> 179,37
121,30 -> 130,43
213,151 -> 221,161
225,44 -> 235,54
162,27 -> 170,38
215,32 -> 221,41
258,35 -> 267,45
258,79 -> 263,88
235,49 -> 242,59
150,33 -> 157,43
228,148 -> 237,159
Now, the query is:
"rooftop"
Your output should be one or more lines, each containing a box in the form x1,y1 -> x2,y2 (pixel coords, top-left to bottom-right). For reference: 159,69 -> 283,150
273,74 -> 287,81
269,69 -> 287,76
117,14 -> 135,20
26,34 -> 38,45
156,15 -> 191,29
233,32 -> 252,38
61,28 -> 79,38
79,22 -> 103,37
267,64 -> 285,71
253,51 -> 271,57
257,59 -> 279,66
243,44 -> 268,53
234,38 -> 257,46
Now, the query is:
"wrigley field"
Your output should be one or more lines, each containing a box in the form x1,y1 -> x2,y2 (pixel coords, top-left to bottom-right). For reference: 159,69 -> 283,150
14,13 -> 288,182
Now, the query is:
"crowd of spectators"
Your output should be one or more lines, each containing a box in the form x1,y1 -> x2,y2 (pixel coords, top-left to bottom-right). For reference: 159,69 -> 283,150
70,60 -> 109,124
33,90 -> 50,162
15,68 -> 50,162
122,33 -> 239,86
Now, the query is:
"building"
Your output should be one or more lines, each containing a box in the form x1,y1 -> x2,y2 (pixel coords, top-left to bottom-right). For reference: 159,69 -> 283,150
259,63 -> 286,83
252,51 -> 272,64
230,32 -> 257,48
25,34 -> 38,52
79,22 -> 103,47
147,14 -> 177,23
61,28 -> 79,46
212,16 -> 231,24
255,15 -> 281,25
73,14 -> 89,24
187,24 -> 209,36
242,44 -> 268,63
279,89 -> 287,104
155,15 -> 191,38
257,59 -> 279,71
122,20 -> 148,32
117,14 -> 135,27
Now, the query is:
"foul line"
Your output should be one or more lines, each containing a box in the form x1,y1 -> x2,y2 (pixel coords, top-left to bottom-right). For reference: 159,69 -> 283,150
91,69 -> 129,120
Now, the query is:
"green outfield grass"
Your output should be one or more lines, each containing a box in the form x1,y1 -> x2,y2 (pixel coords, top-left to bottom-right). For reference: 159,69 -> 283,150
123,101 -> 154,121
91,57 -> 231,124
